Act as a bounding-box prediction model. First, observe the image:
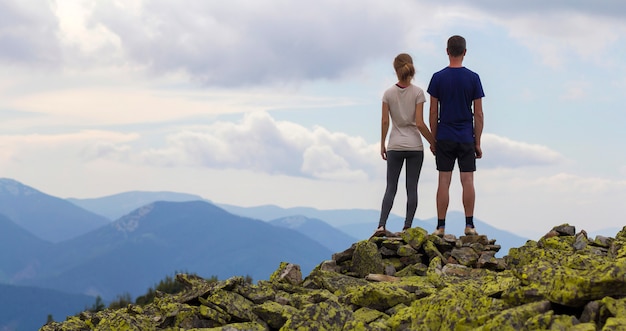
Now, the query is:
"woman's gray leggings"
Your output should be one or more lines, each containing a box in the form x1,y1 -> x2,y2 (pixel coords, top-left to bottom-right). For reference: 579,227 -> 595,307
378,150 -> 424,229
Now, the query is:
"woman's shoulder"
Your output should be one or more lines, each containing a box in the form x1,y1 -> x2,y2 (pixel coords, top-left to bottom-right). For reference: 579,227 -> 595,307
407,84 -> 425,96
409,84 -> 424,91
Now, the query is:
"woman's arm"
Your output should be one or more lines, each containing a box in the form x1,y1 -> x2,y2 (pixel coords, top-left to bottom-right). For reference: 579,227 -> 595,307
381,102 -> 390,160
415,102 -> 435,146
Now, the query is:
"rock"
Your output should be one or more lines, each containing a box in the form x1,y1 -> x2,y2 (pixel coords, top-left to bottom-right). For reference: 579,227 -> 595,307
364,274 -> 400,282
343,282 -> 417,311
450,246 -> 479,267
41,224 -> 626,331
269,262 -> 302,285
351,240 -> 384,277
280,299 -> 352,330
252,301 -> 297,329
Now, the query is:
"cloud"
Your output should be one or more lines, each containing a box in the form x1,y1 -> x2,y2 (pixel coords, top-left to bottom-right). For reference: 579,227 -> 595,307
445,1 -> 626,20
302,145 -> 369,181
560,80 -> 590,101
0,130 -> 138,164
457,2 -> 625,68
480,133 -> 565,168
474,168 -> 626,236
54,0 -> 122,62
0,0 -> 61,65
5,0 -> 625,88
72,113 -> 564,180
135,112 -> 380,180
81,0 -> 414,86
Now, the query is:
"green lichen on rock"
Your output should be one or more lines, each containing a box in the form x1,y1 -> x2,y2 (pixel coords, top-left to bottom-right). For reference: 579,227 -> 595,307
40,224 -> 626,331
352,240 -> 384,277
204,289 -> 259,322
400,227 -> 428,250
603,318 -> 626,330
343,281 -> 417,311
387,275 -> 513,330
280,298 -> 352,330
252,301 -> 297,329
302,268 -> 369,294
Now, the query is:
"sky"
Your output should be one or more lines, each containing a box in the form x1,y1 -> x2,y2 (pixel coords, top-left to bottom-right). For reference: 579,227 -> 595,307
1,0 -> 625,239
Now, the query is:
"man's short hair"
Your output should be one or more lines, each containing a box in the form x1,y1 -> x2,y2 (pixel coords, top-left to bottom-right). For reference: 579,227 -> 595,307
447,35 -> 466,57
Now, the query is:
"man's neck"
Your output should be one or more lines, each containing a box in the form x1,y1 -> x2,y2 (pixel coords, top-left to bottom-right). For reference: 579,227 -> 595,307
448,56 -> 464,68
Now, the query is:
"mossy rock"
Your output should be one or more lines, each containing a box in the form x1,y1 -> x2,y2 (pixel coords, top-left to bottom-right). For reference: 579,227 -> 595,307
302,268 -> 369,293
352,240 -> 385,278
395,263 -> 427,277
343,282 -> 417,311
204,289 -> 259,323
252,301 -> 298,329
189,321 -> 268,330
400,227 -> 428,250
514,258 -> 626,306
281,299 -> 353,330
603,317 -> 626,330
387,278 -> 512,330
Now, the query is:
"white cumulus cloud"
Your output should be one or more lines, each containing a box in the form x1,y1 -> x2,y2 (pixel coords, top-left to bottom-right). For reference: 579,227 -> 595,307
480,133 -> 565,168
136,112 -> 381,180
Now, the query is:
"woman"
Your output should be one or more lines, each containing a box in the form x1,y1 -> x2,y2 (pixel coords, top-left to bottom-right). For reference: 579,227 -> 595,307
373,53 -> 435,237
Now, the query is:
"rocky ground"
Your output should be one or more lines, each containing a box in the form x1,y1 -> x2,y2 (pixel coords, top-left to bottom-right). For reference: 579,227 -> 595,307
40,224 -> 626,330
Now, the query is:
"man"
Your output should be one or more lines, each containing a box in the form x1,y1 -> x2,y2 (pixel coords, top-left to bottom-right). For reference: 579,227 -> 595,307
427,35 -> 485,236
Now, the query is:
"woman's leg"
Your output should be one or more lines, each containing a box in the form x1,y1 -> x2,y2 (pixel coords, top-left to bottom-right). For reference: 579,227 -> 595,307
403,151 -> 424,229
378,151 -> 404,229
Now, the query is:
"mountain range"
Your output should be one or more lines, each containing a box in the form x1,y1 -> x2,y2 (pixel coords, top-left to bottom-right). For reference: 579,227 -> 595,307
61,181 -> 533,256
0,177 -> 532,330
23,200 -> 332,299
66,191 -> 205,221
0,284 -> 94,331
0,178 -> 109,243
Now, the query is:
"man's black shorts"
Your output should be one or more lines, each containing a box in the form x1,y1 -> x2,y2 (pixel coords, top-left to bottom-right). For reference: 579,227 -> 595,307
436,140 -> 476,172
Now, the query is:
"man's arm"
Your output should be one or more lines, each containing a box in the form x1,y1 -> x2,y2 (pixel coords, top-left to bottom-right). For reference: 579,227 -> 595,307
473,98 -> 484,159
429,95 -> 439,154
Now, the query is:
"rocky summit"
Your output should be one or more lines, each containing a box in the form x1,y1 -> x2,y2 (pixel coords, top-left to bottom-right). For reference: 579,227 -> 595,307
41,224 -> 626,330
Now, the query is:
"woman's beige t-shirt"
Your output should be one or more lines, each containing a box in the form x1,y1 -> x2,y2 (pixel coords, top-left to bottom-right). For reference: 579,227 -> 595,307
382,84 -> 426,151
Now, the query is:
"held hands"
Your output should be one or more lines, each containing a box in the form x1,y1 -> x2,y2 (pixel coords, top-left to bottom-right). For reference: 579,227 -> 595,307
475,144 -> 483,159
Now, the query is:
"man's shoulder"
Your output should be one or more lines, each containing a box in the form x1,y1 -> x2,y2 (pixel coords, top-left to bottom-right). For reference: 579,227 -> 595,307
461,67 -> 481,77
432,67 -> 449,76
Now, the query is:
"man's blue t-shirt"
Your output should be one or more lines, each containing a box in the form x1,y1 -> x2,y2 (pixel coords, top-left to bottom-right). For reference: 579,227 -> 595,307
427,67 -> 484,143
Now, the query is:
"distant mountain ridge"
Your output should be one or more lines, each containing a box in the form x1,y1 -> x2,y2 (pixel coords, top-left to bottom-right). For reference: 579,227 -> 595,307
0,178 -> 110,243
67,191 -> 205,221
269,215 -> 358,253
218,203 -> 530,257
0,213 -> 51,283
16,200 -> 333,300
69,190 -> 533,257
0,283 -> 94,331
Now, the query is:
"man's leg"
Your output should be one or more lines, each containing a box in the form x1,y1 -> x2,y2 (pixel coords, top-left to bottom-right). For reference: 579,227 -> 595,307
436,171 -> 453,223
460,172 -> 475,217
460,171 -> 477,234
434,141 -> 455,235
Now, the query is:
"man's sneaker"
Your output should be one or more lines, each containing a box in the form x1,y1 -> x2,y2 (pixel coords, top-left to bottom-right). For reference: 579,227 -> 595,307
432,227 -> 445,237
464,226 -> 478,236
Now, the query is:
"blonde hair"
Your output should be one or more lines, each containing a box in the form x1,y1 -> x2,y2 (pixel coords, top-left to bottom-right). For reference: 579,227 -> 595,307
393,53 -> 415,82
